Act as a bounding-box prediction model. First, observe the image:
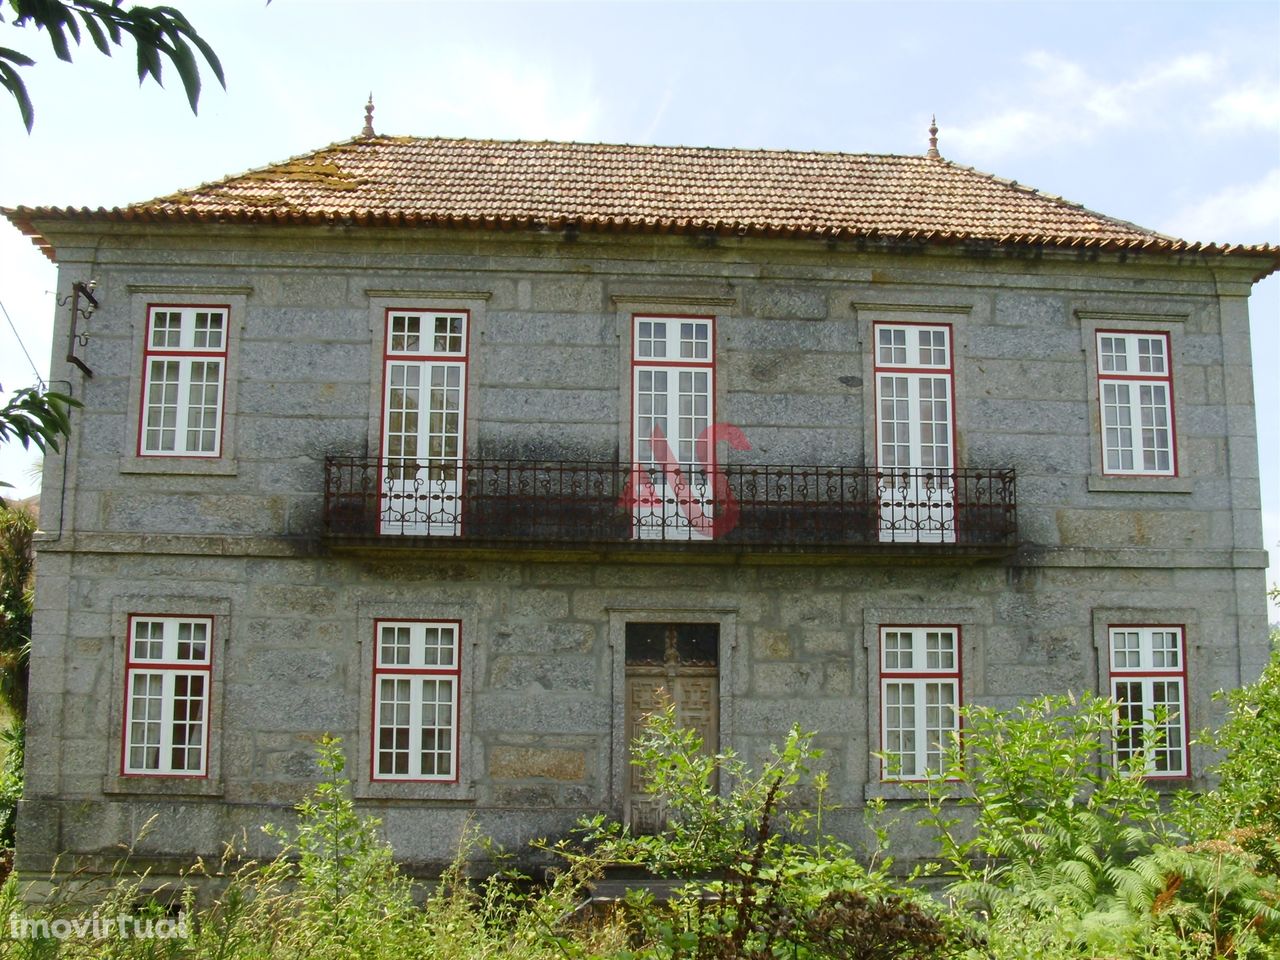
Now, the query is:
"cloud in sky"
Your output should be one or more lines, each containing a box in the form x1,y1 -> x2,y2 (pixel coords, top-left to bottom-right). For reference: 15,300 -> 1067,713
421,54 -> 602,142
1160,168 -> 1280,242
947,49 -> 1275,163
1205,80 -> 1280,133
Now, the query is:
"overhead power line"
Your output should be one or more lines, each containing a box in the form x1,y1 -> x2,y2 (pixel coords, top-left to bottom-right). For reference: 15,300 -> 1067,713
0,295 -> 46,390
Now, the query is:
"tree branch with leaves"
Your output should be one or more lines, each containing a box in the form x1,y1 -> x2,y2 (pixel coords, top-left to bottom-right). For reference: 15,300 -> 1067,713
0,0 -> 226,131
0,385 -> 78,455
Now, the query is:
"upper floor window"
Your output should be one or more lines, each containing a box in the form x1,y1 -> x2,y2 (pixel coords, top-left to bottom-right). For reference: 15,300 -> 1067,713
874,323 -> 955,543
1096,331 -> 1176,476
1109,625 -> 1188,777
123,615 -> 213,776
372,619 -> 461,782
878,625 -> 960,780
380,310 -> 469,536
631,315 -> 715,540
139,306 -> 229,457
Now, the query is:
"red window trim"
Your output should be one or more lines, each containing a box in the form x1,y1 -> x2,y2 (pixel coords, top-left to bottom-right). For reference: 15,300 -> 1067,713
1107,622 -> 1191,780
120,613 -> 215,780
377,309 -> 472,536
871,319 -> 957,374
381,308 -> 471,362
1095,329 -> 1179,478
877,623 -> 963,783
369,617 -> 463,784
871,321 -> 958,470
136,304 -> 230,460
629,312 -> 717,467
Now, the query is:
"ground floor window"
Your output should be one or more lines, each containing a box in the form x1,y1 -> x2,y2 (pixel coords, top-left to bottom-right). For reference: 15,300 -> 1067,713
1109,625 -> 1187,777
878,625 -> 960,780
123,615 -> 213,776
372,619 -> 461,781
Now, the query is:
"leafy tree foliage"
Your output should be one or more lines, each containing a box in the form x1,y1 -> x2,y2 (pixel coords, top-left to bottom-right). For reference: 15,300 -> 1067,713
562,704 -> 979,959
0,385 -> 78,457
0,0 -> 225,130
910,692 -> 1280,957
0,505 -> 33,855
1176,602 -> 1280,877
0,502 -> 33,720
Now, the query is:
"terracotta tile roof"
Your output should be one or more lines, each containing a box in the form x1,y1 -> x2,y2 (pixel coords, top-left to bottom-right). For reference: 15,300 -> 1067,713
5,136 -> 1278,273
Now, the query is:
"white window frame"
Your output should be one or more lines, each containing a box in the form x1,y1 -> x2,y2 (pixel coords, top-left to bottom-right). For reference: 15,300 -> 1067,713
873,322 -> 955,543
878,625 -> 960,781
1096,331 -> 1176,477
379,310 -> 469,536
371,619 -> 461,783
138,305 -> 228,457
631,315 -> 715,540
122,615 -> 213,777
1108,625 -> 1188,778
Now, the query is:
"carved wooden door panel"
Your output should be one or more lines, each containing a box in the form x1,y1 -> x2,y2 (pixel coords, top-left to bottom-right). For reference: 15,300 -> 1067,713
624,623 -> 719,833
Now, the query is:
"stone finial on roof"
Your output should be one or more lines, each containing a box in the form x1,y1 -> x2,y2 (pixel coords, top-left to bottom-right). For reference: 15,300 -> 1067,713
362,94 -> 375,138
926,115 -> 940,159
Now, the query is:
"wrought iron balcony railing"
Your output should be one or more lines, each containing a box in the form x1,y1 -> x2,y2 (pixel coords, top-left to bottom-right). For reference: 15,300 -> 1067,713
323,458 -> 1017,551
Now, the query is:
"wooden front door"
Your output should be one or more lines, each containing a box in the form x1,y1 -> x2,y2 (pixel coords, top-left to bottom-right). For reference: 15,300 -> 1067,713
624,622 -> 719,833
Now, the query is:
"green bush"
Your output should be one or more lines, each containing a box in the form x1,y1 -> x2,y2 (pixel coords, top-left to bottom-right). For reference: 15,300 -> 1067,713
0,720 -> 23,850
6,679 -> 1280,958
559,704 -> 977,959
1176,638 -> 1280,877
910,692 -> 1280,957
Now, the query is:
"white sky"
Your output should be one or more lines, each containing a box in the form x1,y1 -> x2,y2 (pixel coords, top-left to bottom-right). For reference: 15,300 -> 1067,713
0,0 -> 1277,613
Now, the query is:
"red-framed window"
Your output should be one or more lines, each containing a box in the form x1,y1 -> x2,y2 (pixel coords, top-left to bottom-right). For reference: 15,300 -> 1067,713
371,619 -> 461,782
873,322 -> 956,543
874,322 -> 954,470
879,625 -> 961,780
630,315 -> 715,539
139,305 -> 228,457
379,310 -> 469,536
122,615 -> 213,776
1096,331 -> 1176,476
1109,625 -> 1188,777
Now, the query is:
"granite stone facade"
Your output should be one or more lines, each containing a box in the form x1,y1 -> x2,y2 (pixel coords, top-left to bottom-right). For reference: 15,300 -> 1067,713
12,218 -> 1272,887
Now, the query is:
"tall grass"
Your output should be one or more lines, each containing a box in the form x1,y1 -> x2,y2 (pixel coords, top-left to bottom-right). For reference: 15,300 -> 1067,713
4,652 -> 1280,958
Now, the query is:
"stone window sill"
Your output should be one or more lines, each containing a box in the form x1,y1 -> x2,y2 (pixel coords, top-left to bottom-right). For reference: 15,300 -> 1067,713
1087,475 -> 1194,494
102,775 -> 224,798
863,780 -> 962,803
119,456 -> 238,477
352,780 -> 476,802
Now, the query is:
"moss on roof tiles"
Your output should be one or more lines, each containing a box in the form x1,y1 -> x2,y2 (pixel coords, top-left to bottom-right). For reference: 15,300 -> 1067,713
3,135 -> 1277,274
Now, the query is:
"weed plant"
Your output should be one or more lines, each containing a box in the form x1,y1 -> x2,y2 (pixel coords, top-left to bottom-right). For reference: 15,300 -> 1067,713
2,646 -> 1280,958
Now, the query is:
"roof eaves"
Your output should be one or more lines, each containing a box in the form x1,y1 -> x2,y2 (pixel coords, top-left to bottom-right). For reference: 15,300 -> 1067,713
6,201 -> 1279,279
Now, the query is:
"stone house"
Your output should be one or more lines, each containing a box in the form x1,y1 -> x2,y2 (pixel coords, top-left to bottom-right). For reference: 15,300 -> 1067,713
3,126 -> 1277,886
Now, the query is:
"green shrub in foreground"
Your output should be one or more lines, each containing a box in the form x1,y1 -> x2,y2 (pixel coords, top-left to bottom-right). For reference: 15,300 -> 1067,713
911,692 -> 1280,958
555,704 -> 978,959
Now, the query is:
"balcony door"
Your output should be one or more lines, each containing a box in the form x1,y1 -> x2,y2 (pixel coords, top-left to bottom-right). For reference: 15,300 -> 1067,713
380,311 -> 468,535
624,622 -> 719,833
874,323 -> 955,543
631,316 -> 715,540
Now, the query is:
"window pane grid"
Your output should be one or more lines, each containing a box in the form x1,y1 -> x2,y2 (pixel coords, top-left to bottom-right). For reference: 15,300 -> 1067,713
381,312 -> 469,536
632,321 -> 714,500
124,616 -> 212,777
141,307 -> 227,457
879,627 -> 959,781
1108,626 -> 1187,776
386,311 -> 466,356
875,324 -> 950,368
634,316 -> 711,364
873,327 -> 954,504
1097,332 -> 1174,476
373,621 -> 460,781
